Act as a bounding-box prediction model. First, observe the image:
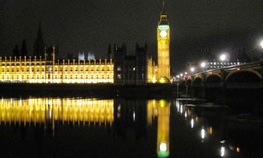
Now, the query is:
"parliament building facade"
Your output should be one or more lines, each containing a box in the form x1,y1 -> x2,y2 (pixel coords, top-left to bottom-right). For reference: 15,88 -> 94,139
0,3 -> 170,85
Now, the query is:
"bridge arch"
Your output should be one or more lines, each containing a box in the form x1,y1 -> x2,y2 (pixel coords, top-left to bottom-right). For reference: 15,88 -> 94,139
205,74 -> 221,87
226,70 -> 261,88
193,77 -> 202,87
186,78 -> 192,86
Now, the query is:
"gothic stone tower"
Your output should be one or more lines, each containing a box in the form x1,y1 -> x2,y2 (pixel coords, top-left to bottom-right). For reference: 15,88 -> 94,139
157,1 -> 170,82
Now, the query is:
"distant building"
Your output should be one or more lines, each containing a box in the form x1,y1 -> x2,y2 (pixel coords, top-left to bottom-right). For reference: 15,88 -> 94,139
205,60 -> 246,70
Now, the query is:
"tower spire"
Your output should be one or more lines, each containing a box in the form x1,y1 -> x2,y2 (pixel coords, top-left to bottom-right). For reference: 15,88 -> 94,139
33,22 -> 45,57
162,0 -> 166,15
159,0 -> 168,25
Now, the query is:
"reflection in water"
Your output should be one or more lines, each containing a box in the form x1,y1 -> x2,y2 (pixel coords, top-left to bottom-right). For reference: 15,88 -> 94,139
0,97 -> 114,136
156,100 -> 170,158
2,97 -> 253,157
0,97 -> 171,158
174,100 -> 246,158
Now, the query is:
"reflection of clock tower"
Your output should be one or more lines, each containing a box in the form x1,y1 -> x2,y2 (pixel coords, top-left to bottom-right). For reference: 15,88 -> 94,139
157,1 -> 170,82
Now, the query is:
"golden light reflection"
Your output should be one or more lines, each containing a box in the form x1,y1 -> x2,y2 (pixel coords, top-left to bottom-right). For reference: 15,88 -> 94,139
0,98 -> 114,126
147,100 -> 157,125
209,126 -> 213,135
156,100 -> 170,158
236,147 -> 240,153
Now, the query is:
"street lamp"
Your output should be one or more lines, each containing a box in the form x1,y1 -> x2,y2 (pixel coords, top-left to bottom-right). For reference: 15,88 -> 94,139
190,67 -> 195,75
219,53 -> 227,61
200,61 -> 207,72
260,40 -> 263,49
200,62 -> 206,68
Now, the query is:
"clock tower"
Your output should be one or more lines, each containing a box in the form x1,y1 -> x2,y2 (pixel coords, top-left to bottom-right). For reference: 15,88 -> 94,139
157,1 -> 170,82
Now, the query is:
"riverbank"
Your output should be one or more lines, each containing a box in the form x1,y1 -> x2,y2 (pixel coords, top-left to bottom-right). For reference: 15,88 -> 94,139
0,83 -> 178,98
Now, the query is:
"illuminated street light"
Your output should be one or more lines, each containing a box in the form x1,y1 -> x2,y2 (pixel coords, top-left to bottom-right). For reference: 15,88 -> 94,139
219,53 -> 227,61
200,62 -> 206,68
190,67 -> 195,73
200,62 -> 207,72
260,40 -> 263,49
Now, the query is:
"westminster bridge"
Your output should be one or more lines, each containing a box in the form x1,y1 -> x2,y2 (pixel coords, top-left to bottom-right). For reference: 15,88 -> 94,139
178,60 -> 263,106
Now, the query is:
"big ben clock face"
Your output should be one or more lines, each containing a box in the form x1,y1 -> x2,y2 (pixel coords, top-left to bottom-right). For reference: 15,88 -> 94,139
160,30 -> 167,37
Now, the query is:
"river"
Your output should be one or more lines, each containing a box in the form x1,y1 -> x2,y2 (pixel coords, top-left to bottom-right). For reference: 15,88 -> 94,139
0,96 -> 262,157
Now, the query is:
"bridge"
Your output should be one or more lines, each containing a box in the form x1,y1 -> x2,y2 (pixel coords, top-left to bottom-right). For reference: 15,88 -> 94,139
178,60 -> 263,106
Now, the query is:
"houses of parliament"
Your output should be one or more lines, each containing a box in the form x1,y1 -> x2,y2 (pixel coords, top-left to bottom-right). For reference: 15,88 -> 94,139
0,4 -> 171,85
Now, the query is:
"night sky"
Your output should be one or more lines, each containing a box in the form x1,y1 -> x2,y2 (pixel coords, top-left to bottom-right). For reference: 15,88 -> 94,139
1,0 -> 263,74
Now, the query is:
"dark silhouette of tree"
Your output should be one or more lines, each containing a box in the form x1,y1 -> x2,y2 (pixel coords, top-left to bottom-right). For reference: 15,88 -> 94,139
21,39 -> 28,57
33,23 -> 45,57
12,44 -> 20,57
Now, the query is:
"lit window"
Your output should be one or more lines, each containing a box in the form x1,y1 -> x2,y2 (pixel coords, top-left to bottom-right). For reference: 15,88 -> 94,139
117,66 -> 121,71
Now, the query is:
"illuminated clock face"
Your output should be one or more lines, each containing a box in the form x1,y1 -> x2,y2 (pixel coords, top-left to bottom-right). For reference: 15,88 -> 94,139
160,30 -> 167,37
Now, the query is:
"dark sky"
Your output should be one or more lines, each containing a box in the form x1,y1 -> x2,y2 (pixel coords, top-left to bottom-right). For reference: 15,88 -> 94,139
1,0 -> 263,73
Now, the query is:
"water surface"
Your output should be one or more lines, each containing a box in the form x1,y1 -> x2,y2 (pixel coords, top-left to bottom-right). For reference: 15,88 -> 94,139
0,97 -> 262,157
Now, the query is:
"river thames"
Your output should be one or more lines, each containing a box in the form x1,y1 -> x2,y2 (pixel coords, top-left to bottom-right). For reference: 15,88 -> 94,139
0,96 -> 262,158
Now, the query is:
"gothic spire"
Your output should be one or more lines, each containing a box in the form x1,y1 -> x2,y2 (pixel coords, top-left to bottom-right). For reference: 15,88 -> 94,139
159,0 -> 168,25
161,0 -> 166,15
37,22 -> 43,39
33,22 -> 45,57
